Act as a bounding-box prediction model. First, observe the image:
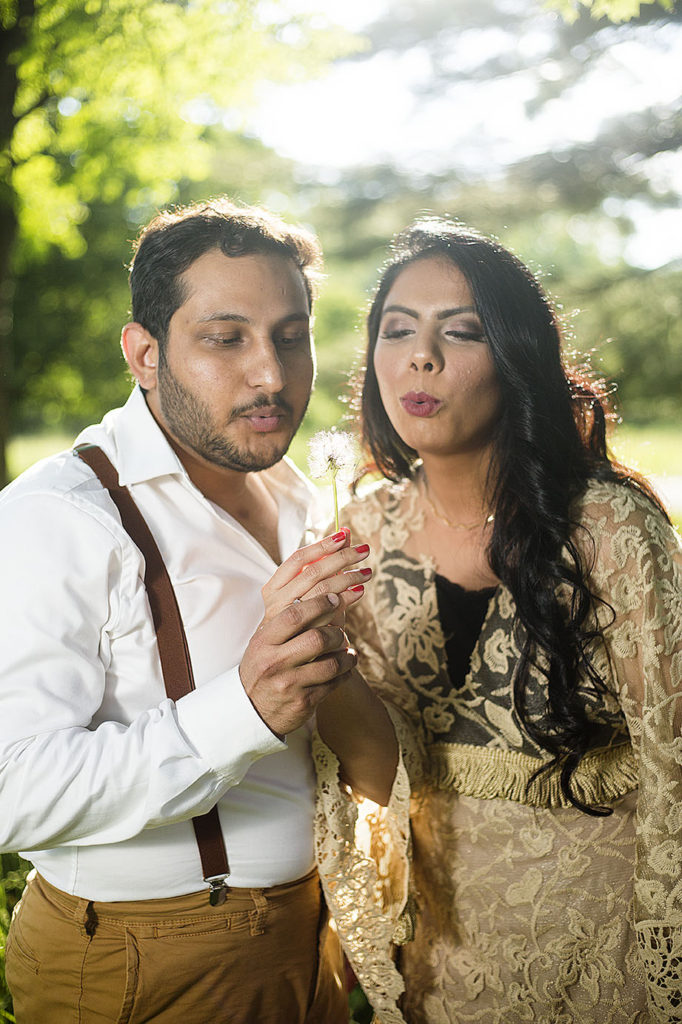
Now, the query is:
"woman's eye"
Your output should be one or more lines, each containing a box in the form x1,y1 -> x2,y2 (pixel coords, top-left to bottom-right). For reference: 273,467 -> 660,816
380,328 -> 413,340
278,333 -> 308,346
445,329 -> 485,342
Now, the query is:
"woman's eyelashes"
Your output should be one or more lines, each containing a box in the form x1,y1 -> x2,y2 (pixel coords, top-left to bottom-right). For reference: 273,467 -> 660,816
276,332 -> 310,347
380,326 -> 414,340
445,327 -> 485,342
379,321 -> 485,343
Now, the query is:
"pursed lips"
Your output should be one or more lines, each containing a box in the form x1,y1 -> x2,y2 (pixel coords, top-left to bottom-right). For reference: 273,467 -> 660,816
400,391 -> 443,417
238,404 -> 289,432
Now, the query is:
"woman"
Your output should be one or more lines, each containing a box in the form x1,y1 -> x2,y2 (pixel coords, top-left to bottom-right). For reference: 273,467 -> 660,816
313,219 -> 682,1024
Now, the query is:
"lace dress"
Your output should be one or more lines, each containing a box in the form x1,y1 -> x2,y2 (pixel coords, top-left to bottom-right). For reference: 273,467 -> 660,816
313,478 -> 682,1024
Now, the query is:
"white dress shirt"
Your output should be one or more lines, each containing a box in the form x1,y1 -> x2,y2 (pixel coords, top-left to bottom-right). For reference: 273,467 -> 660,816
0,387 -> 320,899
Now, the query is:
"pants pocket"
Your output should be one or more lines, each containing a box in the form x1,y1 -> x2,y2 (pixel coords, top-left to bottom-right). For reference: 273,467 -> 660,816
5,902 -> 41,989
5,884 -> 85,1024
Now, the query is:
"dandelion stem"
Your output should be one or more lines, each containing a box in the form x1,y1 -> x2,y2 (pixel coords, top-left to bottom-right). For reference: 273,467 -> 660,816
332,472 -> 340,532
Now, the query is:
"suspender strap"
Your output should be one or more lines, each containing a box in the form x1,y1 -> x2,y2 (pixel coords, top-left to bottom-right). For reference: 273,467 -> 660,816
74,443 -> 230,903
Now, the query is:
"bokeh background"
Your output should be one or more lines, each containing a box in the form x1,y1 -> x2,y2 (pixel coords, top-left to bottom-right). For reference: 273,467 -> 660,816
1,0 -> 681,1019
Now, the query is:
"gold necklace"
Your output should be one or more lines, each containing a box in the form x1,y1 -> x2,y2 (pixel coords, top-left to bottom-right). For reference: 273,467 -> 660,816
422,477 -> 494,531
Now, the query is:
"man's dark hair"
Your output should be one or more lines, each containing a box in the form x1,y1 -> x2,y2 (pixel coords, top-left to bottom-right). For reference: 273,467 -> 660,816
129,197 -> 323,347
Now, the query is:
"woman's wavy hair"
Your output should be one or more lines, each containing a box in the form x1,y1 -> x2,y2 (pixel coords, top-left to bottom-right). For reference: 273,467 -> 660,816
359,217 -> 668,815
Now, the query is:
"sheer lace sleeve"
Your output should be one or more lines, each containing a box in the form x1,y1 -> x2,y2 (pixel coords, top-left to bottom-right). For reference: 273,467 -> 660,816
313,491 -> 423,1024
582,483 -> 682,1021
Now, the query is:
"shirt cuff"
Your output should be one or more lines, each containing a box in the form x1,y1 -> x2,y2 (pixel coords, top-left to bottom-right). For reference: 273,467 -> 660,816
174,667 -> 285,786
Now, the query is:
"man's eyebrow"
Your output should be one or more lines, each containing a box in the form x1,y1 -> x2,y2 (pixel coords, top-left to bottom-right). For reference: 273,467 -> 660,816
197,312 -> 250,324
196,311 -> 310,324
381,304 -> 478,319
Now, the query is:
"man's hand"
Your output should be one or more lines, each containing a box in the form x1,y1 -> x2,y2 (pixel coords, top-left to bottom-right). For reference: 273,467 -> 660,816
239,593 -> 357,737
239,531 -> 372,737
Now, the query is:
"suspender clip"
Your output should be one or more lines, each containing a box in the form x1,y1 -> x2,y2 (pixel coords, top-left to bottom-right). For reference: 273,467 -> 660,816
207,876 -> 230,906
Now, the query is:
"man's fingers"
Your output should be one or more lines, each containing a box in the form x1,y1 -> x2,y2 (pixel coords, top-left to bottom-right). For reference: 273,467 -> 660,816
279,645 -> 358,691
263,592 -> 341,644
240,594 -> 358,735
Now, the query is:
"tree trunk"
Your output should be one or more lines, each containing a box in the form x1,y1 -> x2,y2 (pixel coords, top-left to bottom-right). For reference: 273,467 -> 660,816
0,1 -> 34,486
0,204 -> 16,488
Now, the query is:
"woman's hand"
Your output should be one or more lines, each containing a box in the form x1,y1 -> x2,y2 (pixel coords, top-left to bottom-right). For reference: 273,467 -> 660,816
261,529 -> 371,626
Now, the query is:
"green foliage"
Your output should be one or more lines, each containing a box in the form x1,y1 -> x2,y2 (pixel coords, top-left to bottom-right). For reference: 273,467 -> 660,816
349,983 -> 374,1023
0,853 -> 30,1021
7,0 -> 358,260
544,0 -> 674,22
568,266 -> 682,423
0,0 -> 362,483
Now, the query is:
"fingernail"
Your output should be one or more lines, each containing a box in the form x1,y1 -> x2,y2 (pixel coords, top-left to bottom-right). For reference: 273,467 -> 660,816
349,584 -> 364,593
354,544 -> 370,554
328,593 -> 340,606
360,567 -> 372,577
331,530 -> 347,543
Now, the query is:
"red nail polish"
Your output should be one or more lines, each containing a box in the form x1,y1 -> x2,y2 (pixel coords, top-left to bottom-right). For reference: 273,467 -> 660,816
360,567 -> 372,577
331,530 -> 347,543
354,544 -> 370,554
349,584 -> 365,593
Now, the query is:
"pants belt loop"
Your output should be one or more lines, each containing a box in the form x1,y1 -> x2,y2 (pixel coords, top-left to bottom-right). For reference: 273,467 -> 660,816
248,888 -> 267,936
72,896 -> 97,938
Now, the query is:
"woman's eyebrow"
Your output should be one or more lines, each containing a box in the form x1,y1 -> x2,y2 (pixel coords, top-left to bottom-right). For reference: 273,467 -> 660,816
382,304 -> 418,318
381,304 -> 478,319
378,303 -> 475,319
437,306 -> 477,320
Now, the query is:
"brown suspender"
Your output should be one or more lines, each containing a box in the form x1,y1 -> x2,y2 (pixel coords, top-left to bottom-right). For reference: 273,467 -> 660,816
74,444 -> 230,905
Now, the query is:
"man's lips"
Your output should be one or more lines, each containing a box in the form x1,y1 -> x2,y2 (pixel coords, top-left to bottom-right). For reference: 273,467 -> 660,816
240,405 -> 288,432
400,392 -> 442,417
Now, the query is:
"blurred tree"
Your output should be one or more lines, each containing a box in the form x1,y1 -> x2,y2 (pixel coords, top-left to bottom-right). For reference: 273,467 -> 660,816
0,0 -> 356,484
546,0 -> 674,21
354,0 -> 681,228
304,0 -> 682,424
10,130 -> 306,433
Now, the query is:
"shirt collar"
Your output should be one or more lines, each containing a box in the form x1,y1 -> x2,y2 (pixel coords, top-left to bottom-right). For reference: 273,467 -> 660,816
111,386 -> 185,487
96,386 -> 316,514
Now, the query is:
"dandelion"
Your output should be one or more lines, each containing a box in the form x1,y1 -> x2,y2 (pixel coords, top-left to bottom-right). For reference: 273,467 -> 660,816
307,429 -> 358,531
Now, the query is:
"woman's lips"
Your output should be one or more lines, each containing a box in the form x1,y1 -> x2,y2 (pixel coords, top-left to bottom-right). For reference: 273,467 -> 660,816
400,392 -> 442,417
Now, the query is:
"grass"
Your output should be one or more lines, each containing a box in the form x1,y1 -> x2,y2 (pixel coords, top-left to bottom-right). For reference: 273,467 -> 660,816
611,422 -> 682,477
609,422 -> 682,530
6,431 -> 77,482
8,419 -> 682,526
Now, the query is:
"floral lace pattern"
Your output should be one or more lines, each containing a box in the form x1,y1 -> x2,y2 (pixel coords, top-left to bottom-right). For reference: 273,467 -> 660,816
313,477 -> 682,1023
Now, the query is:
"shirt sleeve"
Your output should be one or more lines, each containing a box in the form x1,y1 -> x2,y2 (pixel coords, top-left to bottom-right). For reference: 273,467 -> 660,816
585,485 -> 682,1021
0,490 -> 282,853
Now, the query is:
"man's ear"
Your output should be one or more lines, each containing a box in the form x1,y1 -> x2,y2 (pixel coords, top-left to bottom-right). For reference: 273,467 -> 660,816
121,322 -> 160,390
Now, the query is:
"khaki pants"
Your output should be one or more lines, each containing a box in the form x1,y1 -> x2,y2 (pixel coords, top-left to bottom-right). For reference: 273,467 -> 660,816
6,869 -> 346,1024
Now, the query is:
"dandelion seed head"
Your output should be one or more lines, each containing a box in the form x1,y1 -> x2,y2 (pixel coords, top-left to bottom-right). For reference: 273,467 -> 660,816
307,429 -> 358,480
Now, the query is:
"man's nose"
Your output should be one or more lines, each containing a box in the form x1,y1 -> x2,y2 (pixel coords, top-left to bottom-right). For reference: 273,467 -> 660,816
247,339 -> 286,391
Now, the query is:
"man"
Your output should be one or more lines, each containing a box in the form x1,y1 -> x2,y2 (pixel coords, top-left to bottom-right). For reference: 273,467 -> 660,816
0,199 -> 370,1023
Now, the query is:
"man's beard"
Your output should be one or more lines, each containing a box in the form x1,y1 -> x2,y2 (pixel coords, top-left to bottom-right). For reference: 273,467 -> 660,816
156,357 -> 305,473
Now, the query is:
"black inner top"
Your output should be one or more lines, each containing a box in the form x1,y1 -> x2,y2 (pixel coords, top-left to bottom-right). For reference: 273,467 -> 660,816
435,574 -> 498,688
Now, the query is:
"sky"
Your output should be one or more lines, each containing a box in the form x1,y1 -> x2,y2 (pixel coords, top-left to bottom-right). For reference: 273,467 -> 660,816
246,0 -> 682,269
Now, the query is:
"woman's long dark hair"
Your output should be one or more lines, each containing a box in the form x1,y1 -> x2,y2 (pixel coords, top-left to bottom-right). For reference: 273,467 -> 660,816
359,218 -> 669,815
